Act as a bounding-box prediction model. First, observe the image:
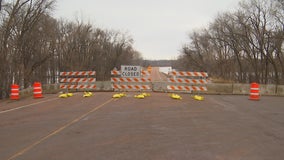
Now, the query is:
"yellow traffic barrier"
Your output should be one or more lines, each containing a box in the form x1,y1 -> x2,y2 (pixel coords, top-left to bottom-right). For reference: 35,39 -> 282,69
112,93 -> 121,98
193,95 -> 204,101
170,93 -> 182,100
59,93 -> 68,98
59,92 -> 74,98
134,94 -> 145,99
83,92 -> 93,97
119,93 -> 126,97
112,93 -> 126,98
141,92 -> 151,97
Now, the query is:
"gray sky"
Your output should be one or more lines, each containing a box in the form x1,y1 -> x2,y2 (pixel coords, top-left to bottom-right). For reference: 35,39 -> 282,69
54,0 -> 240,60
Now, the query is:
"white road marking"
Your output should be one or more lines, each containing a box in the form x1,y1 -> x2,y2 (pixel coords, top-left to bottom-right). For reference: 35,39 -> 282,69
0,98 -> 59,114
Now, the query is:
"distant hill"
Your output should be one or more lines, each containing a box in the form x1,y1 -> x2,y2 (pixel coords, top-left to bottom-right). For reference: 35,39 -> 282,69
142,60 -> 177,67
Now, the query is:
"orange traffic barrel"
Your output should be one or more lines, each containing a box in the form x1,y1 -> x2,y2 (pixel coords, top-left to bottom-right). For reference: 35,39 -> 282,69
10,84 -> 20,100
249,82 -> 260,100
33,82 -> 43,98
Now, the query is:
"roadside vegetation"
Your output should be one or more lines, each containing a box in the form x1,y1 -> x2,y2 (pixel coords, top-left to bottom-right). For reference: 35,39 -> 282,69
0,0 -> 283,98
0,0 -> 142,98
177,0 -> 284,85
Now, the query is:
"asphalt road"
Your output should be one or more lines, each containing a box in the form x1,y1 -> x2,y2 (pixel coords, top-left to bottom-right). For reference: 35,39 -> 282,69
1,93 -> 284,160
150,67 -> 167,82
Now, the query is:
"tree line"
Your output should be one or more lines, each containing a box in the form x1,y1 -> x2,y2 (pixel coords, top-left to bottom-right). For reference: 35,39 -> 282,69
1,0 -> 283,98
177,0 -> 284,86
0,0 -> 142,98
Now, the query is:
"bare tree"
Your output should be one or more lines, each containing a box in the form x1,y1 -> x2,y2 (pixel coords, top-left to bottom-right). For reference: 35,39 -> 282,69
178,0 -> 284,85
0,0 -> 55,97
0,0 -> 143,99
55,21 -> 142,81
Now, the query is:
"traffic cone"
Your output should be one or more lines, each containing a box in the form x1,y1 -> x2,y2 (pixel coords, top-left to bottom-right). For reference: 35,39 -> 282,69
33,82 -> 43,98
249,82 -> 260,101
10,84 -> 20,100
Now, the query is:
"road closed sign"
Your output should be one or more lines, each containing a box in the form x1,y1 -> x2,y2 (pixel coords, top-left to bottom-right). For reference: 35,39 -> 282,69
121,65 -> 141,78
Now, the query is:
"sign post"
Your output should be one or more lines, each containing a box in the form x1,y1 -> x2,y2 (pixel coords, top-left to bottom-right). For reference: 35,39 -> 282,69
121,65 -> 141,78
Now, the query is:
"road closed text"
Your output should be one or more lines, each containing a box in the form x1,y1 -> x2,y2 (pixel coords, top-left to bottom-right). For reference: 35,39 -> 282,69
121,65 -> 141,78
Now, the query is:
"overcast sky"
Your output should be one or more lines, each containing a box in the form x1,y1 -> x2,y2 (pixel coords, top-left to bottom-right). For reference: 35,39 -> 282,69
54,0 -> 241,60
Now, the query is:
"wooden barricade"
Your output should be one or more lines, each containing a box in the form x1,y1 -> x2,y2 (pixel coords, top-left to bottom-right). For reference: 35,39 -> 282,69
59,71 -> 96,91
167,71 -> 208,93
111,70 -> 152,91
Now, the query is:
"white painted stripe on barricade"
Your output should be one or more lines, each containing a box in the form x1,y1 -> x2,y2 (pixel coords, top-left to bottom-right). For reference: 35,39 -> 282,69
60,78 -> 96,83
169,71 -> 208,77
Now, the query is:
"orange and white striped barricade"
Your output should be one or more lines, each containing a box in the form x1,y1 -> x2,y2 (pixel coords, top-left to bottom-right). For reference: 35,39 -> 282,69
167,78 -> 207,84
167,85 -> 207,92
167,71 -> 208,93
60,78 -> 96,83
59,71 -> 96,92
111,69 -> 152,92
112,84 -> 151,91
111,70 -> 121,76
141,70 -> 151,77
10,84 -> 20,100
60,71 -> 96,77
111,77 -> 151,83
168,71 -> 208,77
33,82 -> 43,98
60,84 -> 97,89
249,82 -> 260,100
